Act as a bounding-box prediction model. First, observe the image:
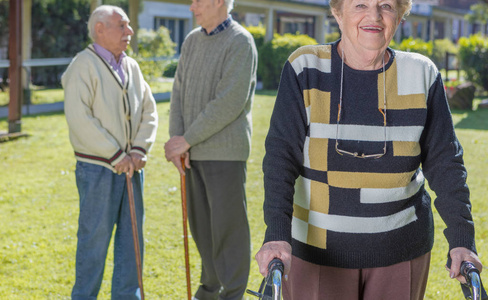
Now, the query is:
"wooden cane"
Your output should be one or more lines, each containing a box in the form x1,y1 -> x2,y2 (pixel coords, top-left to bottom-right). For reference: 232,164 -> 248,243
180,156 -> 192,300
126,173 -> 145,300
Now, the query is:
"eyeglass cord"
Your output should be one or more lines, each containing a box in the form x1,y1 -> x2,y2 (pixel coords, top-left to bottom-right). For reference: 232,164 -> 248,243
336,45 -> 387,156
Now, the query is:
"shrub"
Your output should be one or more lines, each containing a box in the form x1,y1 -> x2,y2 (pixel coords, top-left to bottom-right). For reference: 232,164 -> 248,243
325,32 -> 341,43
458,34 -> 488,92
446,82 -> 476,110
30,0 -> 91,87
432,39 -> 458,70
127,26 -> 176,81
390,37 -> 433,58
244,25 -> 266,82
389,39 -> 397,49
245,25 -> 266,49
261,33 -> 317,89
162,59 -> 178,78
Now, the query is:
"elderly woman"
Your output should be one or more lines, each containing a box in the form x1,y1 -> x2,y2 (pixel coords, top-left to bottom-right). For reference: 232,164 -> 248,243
255,0 -> 483,298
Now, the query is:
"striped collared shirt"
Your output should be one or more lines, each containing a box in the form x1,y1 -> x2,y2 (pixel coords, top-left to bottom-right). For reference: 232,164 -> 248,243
202,15 -> 232,36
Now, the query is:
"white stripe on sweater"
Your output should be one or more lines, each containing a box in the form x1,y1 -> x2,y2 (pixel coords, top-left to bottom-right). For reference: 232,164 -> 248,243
292,206 -> 418,235
360,171 -> 425,204
309,123 -> 424,142
291,54 -> 332,75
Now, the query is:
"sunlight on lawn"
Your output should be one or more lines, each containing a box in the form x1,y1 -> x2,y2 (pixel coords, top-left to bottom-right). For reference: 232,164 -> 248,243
0,91 -> 486,299
0,80 -> 174,107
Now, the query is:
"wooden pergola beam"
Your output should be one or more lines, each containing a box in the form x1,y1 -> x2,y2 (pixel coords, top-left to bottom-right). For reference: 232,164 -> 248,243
8,0 -> 23,133
129,0 -> 139,53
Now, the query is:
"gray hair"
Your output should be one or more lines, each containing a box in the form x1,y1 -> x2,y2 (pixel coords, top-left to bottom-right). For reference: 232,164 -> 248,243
224,0 -> 234,13
87,5 -> 130,41
329,0 -> 412,19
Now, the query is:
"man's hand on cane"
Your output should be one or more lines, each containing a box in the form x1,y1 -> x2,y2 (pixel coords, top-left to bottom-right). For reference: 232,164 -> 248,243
130,153 -> 147,172
165,136 -> 191,175
115,155 -> 135,177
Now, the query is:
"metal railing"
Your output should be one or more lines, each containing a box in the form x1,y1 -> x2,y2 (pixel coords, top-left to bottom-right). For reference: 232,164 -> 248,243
0,57 -> 73,69
0,58 -> 73,118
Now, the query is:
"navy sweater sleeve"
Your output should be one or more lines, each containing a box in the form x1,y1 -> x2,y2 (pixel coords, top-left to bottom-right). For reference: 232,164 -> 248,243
263,61 -> 308,244
420,73 -> 476,253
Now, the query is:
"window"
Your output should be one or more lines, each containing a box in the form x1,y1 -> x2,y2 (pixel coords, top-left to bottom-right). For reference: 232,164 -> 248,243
154,17 -> 188,54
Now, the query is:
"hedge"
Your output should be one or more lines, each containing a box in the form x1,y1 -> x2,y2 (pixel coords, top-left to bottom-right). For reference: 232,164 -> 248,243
458,34 -> 488,92
258,33 -> 317,89
127,26 -> 176,81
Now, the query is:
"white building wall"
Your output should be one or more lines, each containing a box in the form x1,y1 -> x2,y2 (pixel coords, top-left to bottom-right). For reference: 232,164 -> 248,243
139,1 -> 192,30
139,1 -> 193,54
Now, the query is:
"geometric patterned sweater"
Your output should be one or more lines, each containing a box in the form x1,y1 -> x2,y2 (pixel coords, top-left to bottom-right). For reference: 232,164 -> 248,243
262,40 -> 477,269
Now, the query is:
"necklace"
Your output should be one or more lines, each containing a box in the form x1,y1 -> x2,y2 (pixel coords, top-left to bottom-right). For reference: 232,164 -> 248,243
335,46 -> 388,159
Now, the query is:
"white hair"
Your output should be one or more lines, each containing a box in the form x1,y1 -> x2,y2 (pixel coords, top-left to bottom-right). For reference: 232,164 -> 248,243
224,0 -> 234,13
87,5 -> 129,41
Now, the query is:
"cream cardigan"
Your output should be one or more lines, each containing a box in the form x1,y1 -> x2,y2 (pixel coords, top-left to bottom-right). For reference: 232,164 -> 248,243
62,45 -> 158,171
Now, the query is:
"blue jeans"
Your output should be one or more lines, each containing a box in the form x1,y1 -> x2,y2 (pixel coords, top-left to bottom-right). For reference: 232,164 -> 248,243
71,161 -> 144,300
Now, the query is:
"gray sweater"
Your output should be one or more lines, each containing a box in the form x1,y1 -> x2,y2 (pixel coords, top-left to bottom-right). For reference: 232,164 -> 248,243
169,21 -> 258,161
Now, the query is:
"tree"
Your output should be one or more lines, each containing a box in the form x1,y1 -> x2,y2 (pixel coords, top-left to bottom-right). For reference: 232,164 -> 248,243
31,0 -> 91,86
466,2 -> 488,28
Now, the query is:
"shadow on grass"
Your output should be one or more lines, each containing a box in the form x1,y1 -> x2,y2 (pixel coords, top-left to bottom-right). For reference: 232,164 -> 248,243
453,108 -> 488,131
256,90 -> 277,97
0,109 -> 65,122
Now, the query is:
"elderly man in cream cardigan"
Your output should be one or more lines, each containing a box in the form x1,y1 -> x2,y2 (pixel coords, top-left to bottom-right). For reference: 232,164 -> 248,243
62,5 -> 158,299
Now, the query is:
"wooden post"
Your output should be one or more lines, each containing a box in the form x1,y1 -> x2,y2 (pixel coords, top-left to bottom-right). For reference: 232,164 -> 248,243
22,0 -> 32,105
315,14 -> 325,45
8,0 -> 23,134
129,0 -> 139,53
265,8 -> 274,42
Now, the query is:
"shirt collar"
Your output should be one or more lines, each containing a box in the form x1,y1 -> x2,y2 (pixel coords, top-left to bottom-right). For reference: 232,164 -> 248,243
202,15 -> 232,36
93,43 -> 126,68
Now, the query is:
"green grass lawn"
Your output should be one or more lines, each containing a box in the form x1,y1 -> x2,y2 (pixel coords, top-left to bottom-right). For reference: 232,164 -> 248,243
0,80 -> 173,106
0,91 -> 487,299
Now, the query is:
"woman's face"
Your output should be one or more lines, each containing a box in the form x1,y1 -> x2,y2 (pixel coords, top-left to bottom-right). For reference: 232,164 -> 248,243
333,0 -> 402,53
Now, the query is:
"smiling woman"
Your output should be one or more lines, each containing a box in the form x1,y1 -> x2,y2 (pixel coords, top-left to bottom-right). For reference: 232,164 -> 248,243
330,0 -> 406,70
329,0 -> 412,17
254,0 -> 484,299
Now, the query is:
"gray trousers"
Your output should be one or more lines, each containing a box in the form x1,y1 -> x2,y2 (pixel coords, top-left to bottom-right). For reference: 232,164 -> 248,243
186,160 -> 251,300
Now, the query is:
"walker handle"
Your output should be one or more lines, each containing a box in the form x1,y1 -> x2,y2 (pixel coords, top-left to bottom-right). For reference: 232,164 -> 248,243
268,258 -> 284,300
246,258 -> 285,300
460,261 -> 487,300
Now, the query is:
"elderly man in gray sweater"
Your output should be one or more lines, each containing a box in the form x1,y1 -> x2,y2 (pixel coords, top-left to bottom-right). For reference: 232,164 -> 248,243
164,0 -> 257,299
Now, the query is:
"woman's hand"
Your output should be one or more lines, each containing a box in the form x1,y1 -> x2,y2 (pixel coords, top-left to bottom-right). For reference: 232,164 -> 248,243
255,241 -> 292,278
446,247 -> 483,284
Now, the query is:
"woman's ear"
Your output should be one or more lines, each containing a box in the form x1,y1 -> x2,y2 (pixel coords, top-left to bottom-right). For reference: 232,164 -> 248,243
331,8 -> 343,30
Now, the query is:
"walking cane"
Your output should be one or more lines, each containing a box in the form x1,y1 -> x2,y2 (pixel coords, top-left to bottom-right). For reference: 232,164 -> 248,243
126,173 -> 145,300
180,156 -> 192,300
